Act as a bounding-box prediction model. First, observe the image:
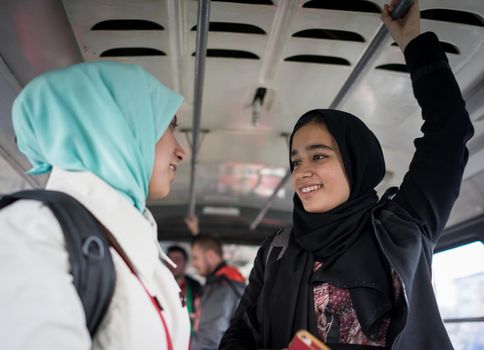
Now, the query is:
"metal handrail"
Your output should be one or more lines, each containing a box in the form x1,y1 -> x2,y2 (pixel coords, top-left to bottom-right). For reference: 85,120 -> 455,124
443,317 -> 484,323
188,0 -> 211,218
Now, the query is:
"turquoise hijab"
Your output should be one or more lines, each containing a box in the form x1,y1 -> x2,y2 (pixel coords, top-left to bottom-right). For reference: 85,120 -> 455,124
12,61 -> 183,211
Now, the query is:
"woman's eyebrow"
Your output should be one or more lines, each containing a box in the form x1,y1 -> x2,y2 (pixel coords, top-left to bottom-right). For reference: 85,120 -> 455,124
291,143 -> 334,157
307,144 -> 334,152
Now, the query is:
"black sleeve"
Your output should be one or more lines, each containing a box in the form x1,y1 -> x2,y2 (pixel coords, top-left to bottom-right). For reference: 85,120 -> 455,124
393,32 -> 474,242
219,236 -> 271,350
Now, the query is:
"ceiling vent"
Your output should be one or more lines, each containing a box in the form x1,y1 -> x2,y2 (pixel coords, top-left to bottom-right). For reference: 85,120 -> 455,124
285,55 -> 351,66
192,49 -> 259,59
421,9 -> 484,27
100,48 -> 166,57
293,29 -> 365,42
375,64 -> 408,73
191,22 -> 266,34
92,20 -> 164,31
303,0 -> 381,14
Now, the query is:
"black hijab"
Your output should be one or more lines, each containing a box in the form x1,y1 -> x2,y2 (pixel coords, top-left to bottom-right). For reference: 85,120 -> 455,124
263,110 -> 393,347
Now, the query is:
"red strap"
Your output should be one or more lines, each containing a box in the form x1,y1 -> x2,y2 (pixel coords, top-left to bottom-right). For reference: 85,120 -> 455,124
137,276 -> 174,350
106,234 -> 174,350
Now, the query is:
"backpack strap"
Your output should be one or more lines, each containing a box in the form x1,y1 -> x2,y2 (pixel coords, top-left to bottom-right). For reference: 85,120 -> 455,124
263,226 -> 291,282
375,186 -> 399,208
265,226 -> 291,266
0,190 -> 115,337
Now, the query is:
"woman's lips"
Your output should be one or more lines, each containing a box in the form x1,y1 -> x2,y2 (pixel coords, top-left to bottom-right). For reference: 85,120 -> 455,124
298,184 -> 322,199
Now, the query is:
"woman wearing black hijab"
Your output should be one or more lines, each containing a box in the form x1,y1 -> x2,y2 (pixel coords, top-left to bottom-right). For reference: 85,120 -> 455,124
220,1 -> 474,349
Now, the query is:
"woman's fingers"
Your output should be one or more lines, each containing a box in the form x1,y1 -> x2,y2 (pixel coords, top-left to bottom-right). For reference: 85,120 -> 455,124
381,0 -> 421,52
381,4 -> 391,20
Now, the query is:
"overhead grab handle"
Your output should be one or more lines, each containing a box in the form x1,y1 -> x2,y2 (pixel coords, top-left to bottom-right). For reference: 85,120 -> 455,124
391,0 -> 414,20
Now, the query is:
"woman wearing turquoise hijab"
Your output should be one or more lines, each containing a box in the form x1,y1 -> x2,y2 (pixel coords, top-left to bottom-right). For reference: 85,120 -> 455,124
0,62 -> 190,350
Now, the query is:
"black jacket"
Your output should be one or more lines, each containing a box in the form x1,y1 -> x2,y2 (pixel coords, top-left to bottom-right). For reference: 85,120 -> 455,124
219,32 -> 474,350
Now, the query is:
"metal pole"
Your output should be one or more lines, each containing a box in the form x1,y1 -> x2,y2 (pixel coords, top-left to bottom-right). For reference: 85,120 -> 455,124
329,24 -> 388,109
443,317 -> 484,323
249,169 -> 291,231
250,0 -> 414,230
188,0 -> 210,217
329,0 -> 414,108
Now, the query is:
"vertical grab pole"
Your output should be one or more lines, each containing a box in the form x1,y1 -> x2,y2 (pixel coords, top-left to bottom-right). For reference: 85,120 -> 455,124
188,0 -> 211,217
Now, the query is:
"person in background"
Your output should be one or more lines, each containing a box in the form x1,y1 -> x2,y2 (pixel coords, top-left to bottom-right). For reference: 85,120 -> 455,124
220,0 -> 474,349
166,245 -> 202,334
190,234 -> 246,350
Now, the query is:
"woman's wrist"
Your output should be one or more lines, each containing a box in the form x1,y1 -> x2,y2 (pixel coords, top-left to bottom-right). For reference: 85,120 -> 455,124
399,31 -> 421,53
404,32 -> 447,74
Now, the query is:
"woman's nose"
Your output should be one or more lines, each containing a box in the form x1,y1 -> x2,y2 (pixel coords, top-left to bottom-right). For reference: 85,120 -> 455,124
296,166 -> 313,179
175,138 -> 187,162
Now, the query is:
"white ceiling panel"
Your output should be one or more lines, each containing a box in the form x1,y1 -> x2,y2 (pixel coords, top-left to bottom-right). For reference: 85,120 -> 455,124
11,0 -> 481,234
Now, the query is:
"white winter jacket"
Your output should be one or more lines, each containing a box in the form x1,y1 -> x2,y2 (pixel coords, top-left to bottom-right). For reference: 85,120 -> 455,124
0,167 -> 190,350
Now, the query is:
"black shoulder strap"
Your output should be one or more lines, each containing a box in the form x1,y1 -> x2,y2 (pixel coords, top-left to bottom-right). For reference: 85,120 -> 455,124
380,186 -> 398,202
265,226 -> 291,266
375,186 -> 399,209
263,226 -> 291,282
0,190 -> 115,337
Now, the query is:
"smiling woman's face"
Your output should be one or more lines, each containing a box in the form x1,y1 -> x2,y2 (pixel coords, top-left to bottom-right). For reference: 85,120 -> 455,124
148,120 -> 186,199
290,121 -> 350,213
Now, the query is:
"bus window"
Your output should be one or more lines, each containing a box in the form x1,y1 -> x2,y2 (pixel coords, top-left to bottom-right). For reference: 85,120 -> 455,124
432,241 -> 484,349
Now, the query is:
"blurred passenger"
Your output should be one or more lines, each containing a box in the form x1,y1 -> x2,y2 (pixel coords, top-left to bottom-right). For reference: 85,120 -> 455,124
190,234 -> 245,350
220,1 -> 474,349
0,62 -> 190,349
166,245 -> 202,334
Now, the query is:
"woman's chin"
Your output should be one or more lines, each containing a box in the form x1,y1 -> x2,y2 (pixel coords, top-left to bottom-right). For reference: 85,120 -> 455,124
303,203 -> 326,213
148,186 -> 170,200
302,200 -> 335,213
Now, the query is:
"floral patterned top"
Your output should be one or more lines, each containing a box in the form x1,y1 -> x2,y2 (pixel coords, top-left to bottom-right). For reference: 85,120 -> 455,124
313,261 -> 401,346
